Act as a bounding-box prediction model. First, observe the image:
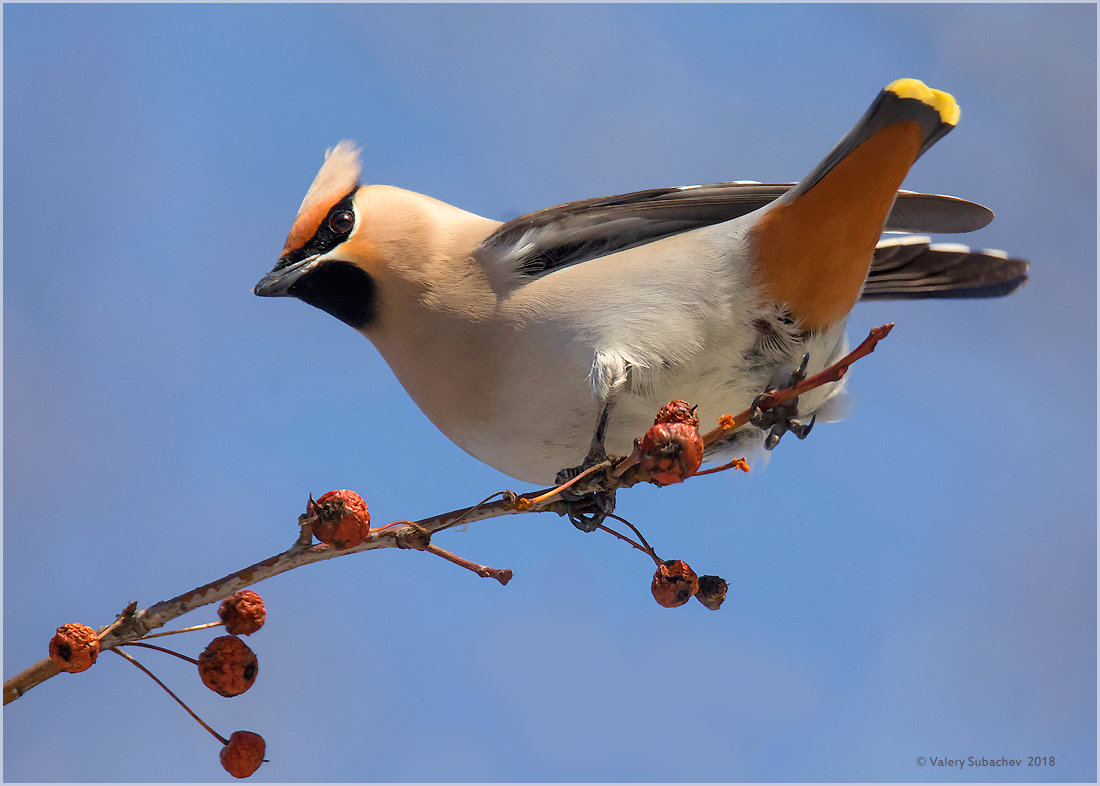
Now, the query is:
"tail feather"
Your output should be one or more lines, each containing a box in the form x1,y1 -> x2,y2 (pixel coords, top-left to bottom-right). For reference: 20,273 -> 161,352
862,236 -> 1030,300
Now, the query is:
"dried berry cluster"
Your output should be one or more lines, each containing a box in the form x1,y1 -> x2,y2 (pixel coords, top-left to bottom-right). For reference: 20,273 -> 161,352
46,589 -> 269,778
651,560 -> 729,610
574,399 -> 735,611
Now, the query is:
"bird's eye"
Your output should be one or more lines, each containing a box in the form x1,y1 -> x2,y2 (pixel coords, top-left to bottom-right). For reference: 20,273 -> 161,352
328,209 -> 354,234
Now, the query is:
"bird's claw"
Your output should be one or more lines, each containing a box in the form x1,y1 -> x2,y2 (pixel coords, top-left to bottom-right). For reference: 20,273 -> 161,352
751,353 -> 816,451
555,464 -> 616,532
792,351 -> 811,382
761,412 -> 816,450
565,489 -> 617,532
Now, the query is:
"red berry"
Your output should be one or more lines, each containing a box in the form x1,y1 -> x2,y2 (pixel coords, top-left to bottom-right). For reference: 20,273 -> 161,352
639,422 -> 704,484
219,590 -> 266,636
654,399 -> 700,428
307,489 -> 371,550
695,575 -> 729,611
651,560 -> 700,608
220,730 -> 266,778
198,635 -> 258,697
48,623 -> 100,673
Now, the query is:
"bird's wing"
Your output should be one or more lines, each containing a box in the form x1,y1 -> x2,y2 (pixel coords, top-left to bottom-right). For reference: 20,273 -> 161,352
861,235 -> 1030,301
476,182 -> 993,278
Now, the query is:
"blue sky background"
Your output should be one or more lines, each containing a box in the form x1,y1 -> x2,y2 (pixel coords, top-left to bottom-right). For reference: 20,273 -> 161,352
3,3 -> 1096,782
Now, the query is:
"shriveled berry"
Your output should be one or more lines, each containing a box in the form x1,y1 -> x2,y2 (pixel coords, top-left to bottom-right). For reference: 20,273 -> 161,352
639,422 -> 704,484
219,590 -> 266,636
220,730 -> 266,778
307,489 -> 371,549
695,575 -> 729,611
651,559 -> 700,608
654,399 -> 700,428
198,635 -> 258,697
48,623 -> 100,673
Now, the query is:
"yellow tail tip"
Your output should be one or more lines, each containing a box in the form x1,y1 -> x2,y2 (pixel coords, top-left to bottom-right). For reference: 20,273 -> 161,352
885,78 -> 960,126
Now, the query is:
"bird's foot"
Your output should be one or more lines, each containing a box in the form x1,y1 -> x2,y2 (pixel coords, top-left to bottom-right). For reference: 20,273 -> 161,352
750,353 -> 817,450
555,443 -> 617,532
559,486 -> 617,532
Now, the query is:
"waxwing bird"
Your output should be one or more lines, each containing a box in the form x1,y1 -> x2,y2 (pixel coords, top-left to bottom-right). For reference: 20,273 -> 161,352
255,78 -> 1029,522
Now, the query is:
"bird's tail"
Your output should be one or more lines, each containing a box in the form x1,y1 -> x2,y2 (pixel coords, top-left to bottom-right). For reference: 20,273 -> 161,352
748,79 -> 962,330
862,235 -> 1029,301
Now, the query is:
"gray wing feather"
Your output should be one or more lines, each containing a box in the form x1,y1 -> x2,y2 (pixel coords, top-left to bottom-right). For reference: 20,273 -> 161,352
481,182 -> 994,278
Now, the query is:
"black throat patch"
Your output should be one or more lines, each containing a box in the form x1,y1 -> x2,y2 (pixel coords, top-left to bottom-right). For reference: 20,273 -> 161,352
288,260 -> 375,329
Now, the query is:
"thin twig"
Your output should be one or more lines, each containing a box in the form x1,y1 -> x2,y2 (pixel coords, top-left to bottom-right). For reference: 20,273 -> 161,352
593,522 -> 650,554
435,491 -> 509,532
138,622 -> 224,640
515,460 -> 612,509
110,649 -> 227,745
118,641 -> 200,665
391,521 -> 513,585
700,323 -> 893,446
690,457 -> 751,478
606,512 -> 662,565
424,544 -> 513,585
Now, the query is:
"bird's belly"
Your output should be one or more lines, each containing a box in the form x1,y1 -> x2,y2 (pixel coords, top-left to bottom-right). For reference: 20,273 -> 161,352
429,323 -> 849,486
443,351 -> 776,486
432,351 -> 604,485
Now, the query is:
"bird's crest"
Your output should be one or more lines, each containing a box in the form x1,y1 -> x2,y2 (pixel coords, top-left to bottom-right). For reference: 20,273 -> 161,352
282,140 -> 362,255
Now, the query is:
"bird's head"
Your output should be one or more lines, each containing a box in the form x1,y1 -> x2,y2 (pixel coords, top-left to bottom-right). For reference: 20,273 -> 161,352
255,142 -> 497,335
254,140 -> 377,330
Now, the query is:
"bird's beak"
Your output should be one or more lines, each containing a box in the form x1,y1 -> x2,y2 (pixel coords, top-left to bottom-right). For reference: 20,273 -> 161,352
253,254 -> 320,297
